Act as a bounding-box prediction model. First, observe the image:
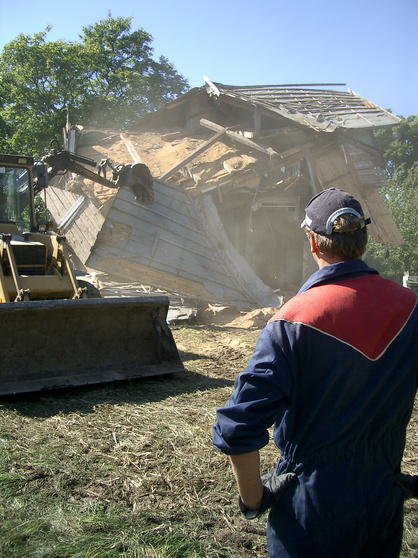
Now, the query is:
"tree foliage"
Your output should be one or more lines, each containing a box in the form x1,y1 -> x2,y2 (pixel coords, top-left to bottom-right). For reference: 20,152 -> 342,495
375,115 -> 418,178
366,116 -> 418,282
0,15 -> 188,156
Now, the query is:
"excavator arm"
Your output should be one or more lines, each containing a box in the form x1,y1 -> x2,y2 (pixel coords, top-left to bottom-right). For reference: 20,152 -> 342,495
36,149 -> 154,204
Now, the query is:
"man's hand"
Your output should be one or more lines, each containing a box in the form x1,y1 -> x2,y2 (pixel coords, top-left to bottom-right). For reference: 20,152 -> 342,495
239,470 -> 297,519
229,452 -> 296,520
395,473 -> 418,499
262,469 -> 297,498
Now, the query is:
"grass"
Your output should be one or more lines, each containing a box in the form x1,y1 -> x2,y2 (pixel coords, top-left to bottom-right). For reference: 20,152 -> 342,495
0,351 -> 258,558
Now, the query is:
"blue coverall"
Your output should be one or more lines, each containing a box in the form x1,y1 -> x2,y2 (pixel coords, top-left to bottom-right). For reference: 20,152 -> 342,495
213,260 -> 418,558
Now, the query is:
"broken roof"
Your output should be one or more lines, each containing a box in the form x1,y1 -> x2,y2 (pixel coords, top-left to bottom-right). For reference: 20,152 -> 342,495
57,79 -> 403,306
134,79 -> 401,135
192,78 -> 402,133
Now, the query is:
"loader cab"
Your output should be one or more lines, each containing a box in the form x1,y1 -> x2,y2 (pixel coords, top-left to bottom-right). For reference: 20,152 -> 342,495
0,154 -> 36,234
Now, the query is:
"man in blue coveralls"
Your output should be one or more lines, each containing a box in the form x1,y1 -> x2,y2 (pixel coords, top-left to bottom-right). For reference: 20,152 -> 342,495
213,188 -> 418,558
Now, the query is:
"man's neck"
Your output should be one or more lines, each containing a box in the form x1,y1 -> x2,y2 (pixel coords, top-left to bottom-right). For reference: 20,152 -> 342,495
314,254 -> 361,269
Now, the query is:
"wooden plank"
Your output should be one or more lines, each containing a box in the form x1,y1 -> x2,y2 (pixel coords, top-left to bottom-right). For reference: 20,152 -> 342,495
119,133 -> 144,163
311,142 -> 404,247
340,143 -> 404,247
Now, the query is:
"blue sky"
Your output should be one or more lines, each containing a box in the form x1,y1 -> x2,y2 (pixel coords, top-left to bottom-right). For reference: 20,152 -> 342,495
0,0 -> 416,118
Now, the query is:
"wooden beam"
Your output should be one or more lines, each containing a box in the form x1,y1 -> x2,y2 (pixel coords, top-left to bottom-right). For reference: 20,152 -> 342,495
120,133 -> 143,164
200,118 -> 279,157
259,126 -> 307,140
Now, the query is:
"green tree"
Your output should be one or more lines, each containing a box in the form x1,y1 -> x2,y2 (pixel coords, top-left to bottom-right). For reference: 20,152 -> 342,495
0,15 -> 188,156
375,115 -> 418,178
0,28 -> 90,155
79,16 -> 187,129
366,116 -> 418,282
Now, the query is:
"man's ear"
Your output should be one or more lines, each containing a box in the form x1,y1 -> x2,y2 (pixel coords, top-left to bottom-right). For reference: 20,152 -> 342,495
308,234 -> 319,255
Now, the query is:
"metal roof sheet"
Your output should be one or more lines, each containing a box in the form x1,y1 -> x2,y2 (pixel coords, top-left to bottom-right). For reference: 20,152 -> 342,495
207,81 -> 401,132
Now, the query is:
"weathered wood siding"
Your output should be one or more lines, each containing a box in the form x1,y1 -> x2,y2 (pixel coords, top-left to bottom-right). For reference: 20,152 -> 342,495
85,178 -> 280,308
45,186 -> 105,265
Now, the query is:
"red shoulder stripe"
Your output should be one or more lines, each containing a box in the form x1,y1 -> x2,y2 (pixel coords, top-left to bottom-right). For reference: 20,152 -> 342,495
269,276 -> 417,359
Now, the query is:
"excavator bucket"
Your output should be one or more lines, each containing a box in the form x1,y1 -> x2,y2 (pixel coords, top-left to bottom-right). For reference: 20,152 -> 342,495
116,163 -> 154,204
0,296 -> 184,396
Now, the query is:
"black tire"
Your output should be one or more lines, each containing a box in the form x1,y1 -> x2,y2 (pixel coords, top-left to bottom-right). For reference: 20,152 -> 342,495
77,279 -> 102,298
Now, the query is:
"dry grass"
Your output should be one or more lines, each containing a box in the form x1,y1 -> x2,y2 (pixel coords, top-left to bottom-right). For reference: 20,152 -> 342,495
0,323 -> 417,557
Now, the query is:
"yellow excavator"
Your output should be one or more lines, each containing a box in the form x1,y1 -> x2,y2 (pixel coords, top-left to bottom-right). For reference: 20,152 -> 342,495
0,150 -> 184,395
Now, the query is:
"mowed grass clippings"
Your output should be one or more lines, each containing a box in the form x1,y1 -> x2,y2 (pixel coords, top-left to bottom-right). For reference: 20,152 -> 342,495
0,323 -> 417,557
0,325 -> 268,558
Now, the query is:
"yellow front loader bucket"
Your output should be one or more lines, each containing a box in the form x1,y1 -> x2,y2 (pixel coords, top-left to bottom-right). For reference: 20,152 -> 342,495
0,296 -> 184,395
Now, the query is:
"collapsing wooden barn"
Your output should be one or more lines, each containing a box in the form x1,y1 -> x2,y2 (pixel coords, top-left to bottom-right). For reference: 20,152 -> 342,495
45,80 -> 402,307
